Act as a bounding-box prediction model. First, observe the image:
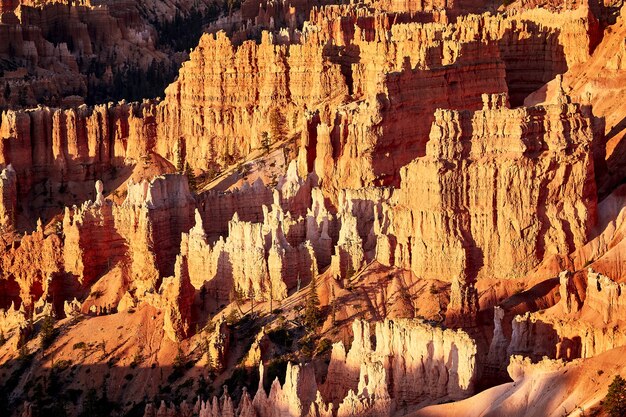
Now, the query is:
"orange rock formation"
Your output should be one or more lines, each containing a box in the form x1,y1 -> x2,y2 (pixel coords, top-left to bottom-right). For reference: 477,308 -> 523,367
1,0 -> 626,416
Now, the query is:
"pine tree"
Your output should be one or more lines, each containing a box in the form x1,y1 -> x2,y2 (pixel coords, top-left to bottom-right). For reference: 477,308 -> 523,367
173,346 -> 186,371
0,330 -> 5,346
304,274 -> 321,331
330,286 -> 336,326
205,346 -> 214,373
184,162 -> 197,192
346,263 -> 355,281
18,342 -> 29,361
248,286 -> 255,316
260,131 -> 271,153
268,107 -> 287,142
229,287 -> 245,315
605,375 -> 626,417
40,314 -> 56,349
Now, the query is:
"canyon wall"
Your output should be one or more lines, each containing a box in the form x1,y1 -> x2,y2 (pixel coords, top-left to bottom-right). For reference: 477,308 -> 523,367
0,0 -> 224,109
0,2 -> 620,416
375,94 -> 597,284
155,3 -> 599,190
323,319 -> 477,411
0,102 -> 156,189
488,268 -> 626,369
142,318 -> 477,417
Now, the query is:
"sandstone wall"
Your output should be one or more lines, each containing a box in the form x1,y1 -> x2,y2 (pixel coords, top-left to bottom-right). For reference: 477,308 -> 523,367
377,94 -> 597,283
0,102 -> 156,197
0,164 -> 17,230
142,319 -> 477,417
322,319 -> 477,411
494,269 -> 626,367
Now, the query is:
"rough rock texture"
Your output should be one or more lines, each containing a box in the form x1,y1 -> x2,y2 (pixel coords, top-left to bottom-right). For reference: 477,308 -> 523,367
0,223 -> 64,311
181,185 -> 322,305
0,164 -> 17,230
161,255 -> 195,341
155,2 -> 599,191
142,318 -> 476,417
0,101 -> 162,230
378,94 -> 597,284
63,196 -> 127,287
155,29 -> 349,171
525,4 -> 626,194
0,0 -> 223,108
61,173 -> 194,294
495,268 -> 626,365
1,1 -> 624,416
322,319 -> 477,411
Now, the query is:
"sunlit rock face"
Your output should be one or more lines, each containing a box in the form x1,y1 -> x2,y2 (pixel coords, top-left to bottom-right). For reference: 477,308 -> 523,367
3,1 -> 626,417
381,95 -> 597,284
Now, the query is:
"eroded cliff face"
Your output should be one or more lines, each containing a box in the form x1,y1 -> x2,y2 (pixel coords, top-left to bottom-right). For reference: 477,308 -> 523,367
0,0 -> 227,109
0,172 -> 195,332
0,101 -> 163,230
378,94 -> 597,285
0,164 -> 16,230
0,0 -> 624,416
155,2 -> 599,189
323,319 -> 477,411
154,29 -> 349,172
142,318 -> 477,417
502,268 -> 626,364
526,3 -> 626,198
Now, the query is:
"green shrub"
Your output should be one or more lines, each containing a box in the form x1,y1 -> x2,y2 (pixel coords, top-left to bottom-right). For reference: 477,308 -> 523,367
18,343 -> 30,362
315,338 -> 332,356
429,283 -> 438,295
173,346 -> 185,371
73,342 -> 86,350
40,314 -> 57,348
130,350 -> 144,369
225,309 -> 240,326
52,359 -> 71,372
604,375 -> 626,417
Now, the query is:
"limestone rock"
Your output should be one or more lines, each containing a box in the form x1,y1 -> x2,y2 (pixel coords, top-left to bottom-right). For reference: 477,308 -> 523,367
559,270 -> 582,314
0,165 -> 17,231
161,255 -> 196,341
323,319 -> 478,411
383,95 -> 597,283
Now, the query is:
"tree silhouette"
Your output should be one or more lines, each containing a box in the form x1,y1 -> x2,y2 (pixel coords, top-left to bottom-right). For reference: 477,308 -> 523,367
268,107 -> 287,142
605,375 -> 626,417
304,274 -> 321,330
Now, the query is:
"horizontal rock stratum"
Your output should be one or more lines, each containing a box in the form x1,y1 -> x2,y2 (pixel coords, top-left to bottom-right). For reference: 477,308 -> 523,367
1,0 -> 626,417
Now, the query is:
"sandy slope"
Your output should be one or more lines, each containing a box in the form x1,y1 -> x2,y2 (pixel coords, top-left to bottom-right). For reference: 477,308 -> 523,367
412,346 -> 626,417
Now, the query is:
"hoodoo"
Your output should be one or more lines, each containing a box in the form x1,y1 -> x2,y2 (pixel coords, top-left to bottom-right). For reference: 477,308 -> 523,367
1,0 -> 626,416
